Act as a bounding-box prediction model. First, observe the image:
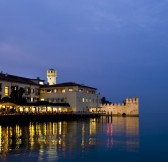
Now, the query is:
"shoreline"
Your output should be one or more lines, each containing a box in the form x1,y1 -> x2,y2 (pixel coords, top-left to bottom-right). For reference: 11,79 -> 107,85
0,113 -> 101,124
0,113 -> 139,124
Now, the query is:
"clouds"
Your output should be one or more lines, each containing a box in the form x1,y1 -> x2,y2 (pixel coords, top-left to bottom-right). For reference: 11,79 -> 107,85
0,0 -> 168,112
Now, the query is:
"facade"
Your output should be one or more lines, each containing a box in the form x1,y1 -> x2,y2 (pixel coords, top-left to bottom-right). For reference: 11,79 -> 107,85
40,82 -> 101,112
0,70 -> 139,115
0,72 -> 43,102
0,70 -> 101,112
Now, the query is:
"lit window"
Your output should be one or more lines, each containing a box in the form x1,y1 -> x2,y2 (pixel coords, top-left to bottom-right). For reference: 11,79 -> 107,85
41,98 -> 45,101
31,89 -> 34,93
5,86 -> 9,96
31,98 -> 34,102
68,88 -> 73,91
82,98 -> 85,102
39,81 -> 44,85
47,89 -> 52,93
54,89 -> 57,93
62,89 -> 65,93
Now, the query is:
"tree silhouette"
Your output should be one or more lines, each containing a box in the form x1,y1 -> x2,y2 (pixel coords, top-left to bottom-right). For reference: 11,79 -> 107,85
101,97 -> 111,104
10,87 -> 27,104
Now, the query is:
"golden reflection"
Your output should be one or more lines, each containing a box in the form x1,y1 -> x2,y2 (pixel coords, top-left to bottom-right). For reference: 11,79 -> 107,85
89,118 -> 97,135
0,117 -> 139,160
81,123 -> 85,147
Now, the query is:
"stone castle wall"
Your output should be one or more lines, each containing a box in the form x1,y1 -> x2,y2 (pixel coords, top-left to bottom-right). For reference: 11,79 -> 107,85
100,97 -> 139,116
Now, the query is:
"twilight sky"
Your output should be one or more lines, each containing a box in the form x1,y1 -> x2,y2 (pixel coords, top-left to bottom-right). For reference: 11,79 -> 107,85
0,0 -> 168,113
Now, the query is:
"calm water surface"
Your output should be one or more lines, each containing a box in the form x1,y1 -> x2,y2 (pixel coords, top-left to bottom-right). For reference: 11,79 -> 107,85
0,113 -> 168,162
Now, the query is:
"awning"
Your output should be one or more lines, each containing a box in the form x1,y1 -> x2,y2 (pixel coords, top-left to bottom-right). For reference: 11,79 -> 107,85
0,102 -> 17,107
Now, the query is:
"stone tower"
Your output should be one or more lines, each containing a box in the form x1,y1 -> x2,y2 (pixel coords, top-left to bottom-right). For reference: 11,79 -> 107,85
47,69 -> 57,85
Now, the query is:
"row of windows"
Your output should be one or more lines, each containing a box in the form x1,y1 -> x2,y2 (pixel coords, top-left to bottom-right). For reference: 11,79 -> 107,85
0,84 -> 39,97
41,88 -> 69,94
26,97 -> 39,102
41,97 -> 100,104
79,89 -> 95,94
81,98 -> 100,103
41,88 -> 96,94
41,97 -> 67,103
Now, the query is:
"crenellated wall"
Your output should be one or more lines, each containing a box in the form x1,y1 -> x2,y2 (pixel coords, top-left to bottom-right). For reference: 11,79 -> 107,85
101,97 -> 139,116
89,97 -> 139,116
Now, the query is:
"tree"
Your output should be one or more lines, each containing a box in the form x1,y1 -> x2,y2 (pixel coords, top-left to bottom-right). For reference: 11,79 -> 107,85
10,86 -> 18,103
10,87 -> 27,104
101,97 -> 111,104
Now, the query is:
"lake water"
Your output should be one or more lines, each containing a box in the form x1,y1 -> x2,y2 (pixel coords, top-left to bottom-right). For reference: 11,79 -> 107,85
0,113 -> 168,162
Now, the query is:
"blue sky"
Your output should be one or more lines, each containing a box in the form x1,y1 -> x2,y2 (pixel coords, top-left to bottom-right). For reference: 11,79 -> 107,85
0,0 -> 168,113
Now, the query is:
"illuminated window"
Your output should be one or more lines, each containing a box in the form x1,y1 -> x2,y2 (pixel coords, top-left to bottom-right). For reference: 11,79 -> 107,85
62,89 -> 65,93
82,98 -> 85,102
5,86 -> 9,96
39,81 -> 44,85
31,89 -> 34,93
40,89 -> 46,94
47,89 -> 52,93
11,85 -> 18,91
68,88 -> 73,91
25,87 -> 31,95
54,89 -> 57,93
41,98 -> 45,101
31,97 -> 34,102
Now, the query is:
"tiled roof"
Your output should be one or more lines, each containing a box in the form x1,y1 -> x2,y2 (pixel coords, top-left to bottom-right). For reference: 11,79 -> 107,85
41,82 -> 97,90
0,73 -> 39,85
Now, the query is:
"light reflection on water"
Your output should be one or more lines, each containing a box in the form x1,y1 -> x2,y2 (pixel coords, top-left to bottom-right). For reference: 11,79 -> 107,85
0,117 -> 139,162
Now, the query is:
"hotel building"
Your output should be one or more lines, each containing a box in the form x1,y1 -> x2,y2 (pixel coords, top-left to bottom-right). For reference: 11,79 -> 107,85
0,69 -> 101,112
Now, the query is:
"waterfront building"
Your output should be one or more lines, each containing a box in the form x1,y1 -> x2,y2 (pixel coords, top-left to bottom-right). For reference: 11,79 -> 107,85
0,69 -> 139,116
40,82 -> 100,112
0,69 -> 101,112
0,72 -> 44,102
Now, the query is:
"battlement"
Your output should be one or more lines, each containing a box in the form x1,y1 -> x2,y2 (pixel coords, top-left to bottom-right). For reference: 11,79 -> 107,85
98,97 -> 139,116
124,97 -> 139,104
101,97 -> 139,107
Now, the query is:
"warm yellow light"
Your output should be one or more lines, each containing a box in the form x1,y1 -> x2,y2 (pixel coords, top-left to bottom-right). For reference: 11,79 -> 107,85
4,86 -> 9,96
